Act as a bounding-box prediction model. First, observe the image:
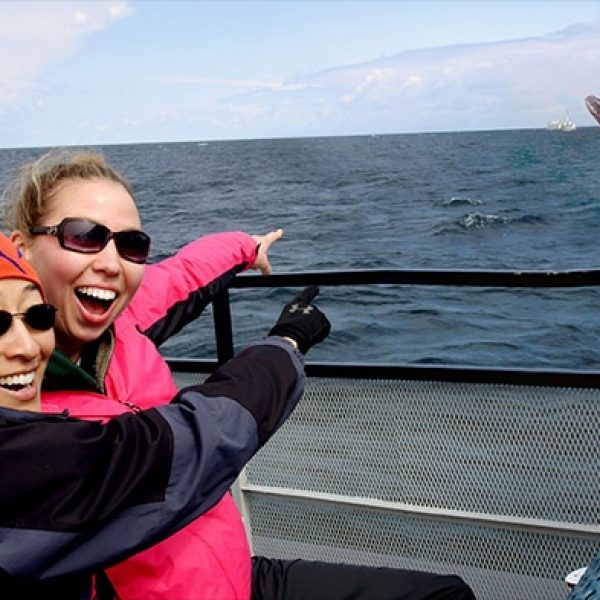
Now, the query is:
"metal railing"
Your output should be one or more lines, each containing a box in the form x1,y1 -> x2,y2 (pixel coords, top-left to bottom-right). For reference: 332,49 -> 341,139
168,267 -> 600,387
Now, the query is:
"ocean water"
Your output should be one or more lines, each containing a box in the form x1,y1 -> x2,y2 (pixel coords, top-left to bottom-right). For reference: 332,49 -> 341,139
1,128 -> 599,369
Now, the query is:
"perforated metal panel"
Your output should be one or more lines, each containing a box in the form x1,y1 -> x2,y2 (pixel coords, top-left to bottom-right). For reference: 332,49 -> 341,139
240,377 -> 600,600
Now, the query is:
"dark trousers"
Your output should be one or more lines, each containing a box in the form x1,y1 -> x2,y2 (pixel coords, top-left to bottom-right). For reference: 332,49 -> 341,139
251,557 -> 476,600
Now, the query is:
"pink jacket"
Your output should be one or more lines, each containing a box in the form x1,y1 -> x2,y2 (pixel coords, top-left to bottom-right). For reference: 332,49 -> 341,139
42,232 -> 258,600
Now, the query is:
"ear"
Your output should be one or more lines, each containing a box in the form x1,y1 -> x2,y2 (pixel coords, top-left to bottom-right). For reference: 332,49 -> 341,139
9,230 -> 31,260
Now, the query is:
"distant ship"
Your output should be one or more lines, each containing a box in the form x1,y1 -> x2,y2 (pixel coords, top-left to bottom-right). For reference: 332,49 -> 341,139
585,95 -> 600,126
547,113 -> 576,131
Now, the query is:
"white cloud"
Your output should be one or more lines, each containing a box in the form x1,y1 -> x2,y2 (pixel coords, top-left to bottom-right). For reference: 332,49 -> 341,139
156,76 -> 282,90
73,10 -> 89,26
341,68 -> 395,104
109,3 -> 133,20
0,1 -> 133,105
219,19 -> 600,136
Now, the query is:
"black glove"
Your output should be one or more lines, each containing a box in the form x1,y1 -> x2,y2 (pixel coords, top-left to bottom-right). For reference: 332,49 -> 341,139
269,285 -> 331,354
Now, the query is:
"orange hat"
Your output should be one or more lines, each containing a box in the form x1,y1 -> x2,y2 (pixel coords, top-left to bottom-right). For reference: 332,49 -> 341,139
0,233 -> 45,300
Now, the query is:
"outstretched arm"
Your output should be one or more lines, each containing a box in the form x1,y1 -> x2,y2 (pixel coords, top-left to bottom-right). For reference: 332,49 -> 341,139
0,286 -> 330,582
129,230 -> 283,346
0,338 -> 303,581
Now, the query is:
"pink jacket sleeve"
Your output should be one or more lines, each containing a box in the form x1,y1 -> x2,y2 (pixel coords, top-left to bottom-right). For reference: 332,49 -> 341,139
124,232 -> 258,341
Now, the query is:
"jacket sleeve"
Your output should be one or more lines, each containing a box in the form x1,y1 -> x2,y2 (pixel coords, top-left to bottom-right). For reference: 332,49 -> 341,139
0,338 -> 303,581
126,232 -> 258,346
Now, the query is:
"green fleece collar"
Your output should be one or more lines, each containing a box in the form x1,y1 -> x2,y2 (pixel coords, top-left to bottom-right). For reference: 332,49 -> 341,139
44,349 -> 99,392
43,329 -> 115,393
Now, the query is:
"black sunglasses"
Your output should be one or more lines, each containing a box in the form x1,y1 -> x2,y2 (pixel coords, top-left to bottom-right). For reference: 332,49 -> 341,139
0,303 -> 56,336
29,218 -> 151,264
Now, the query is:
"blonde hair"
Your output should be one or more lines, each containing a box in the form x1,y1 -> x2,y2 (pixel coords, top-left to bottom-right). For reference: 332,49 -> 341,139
2,149 -> 135,233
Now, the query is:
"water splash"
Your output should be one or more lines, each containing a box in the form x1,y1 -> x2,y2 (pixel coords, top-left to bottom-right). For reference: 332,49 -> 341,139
440,196 -> 482,207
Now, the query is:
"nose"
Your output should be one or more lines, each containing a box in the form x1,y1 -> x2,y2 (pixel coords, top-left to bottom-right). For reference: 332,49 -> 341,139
3,318 -> 40,360
91,239 -> 122,275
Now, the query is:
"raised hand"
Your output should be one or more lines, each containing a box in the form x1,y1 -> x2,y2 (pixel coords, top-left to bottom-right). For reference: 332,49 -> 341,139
269,285 -> 331,354
251,229 -> 284,275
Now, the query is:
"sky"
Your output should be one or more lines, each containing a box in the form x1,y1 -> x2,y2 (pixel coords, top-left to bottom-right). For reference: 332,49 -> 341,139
1,0 -> 599,148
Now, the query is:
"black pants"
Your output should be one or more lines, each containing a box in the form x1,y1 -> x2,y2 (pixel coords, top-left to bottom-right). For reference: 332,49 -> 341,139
251,557 -> 476,600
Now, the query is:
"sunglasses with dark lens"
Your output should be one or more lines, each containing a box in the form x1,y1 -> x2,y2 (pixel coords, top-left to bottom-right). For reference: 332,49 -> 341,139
0,303 -> 56,336
29,218 -> 151,264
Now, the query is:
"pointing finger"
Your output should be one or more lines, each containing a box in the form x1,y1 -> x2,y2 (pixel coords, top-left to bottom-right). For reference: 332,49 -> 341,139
291,285 -> 320,306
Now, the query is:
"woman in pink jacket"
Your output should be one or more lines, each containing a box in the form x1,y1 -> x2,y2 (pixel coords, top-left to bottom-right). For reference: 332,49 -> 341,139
0,230 -> 317,598
5,149 -> 281,599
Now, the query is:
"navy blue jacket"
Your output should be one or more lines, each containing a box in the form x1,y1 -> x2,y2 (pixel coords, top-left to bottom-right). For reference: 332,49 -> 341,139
0,338 -> 303,597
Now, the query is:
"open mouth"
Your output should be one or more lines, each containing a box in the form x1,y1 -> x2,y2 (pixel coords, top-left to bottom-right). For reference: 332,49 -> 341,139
75,286 -> 117,315
0,371 -> 35,392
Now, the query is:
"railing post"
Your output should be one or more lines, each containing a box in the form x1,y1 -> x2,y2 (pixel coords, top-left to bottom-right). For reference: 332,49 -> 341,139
212,288 -> 235,365
231,468 -> 254,553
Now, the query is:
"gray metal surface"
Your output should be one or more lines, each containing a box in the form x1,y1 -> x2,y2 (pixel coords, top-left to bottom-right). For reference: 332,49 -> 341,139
241,377 -> 599,600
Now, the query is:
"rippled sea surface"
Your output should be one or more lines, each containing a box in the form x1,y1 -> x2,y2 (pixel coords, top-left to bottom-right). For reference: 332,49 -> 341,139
2,128 -> 599,368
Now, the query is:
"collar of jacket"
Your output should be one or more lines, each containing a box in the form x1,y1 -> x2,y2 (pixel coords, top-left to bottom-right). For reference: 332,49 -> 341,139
43,328 -> 115,393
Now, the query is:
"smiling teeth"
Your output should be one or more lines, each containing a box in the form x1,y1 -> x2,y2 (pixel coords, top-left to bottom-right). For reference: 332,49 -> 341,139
78,287 -> 116,301
0,372 -> 35,387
